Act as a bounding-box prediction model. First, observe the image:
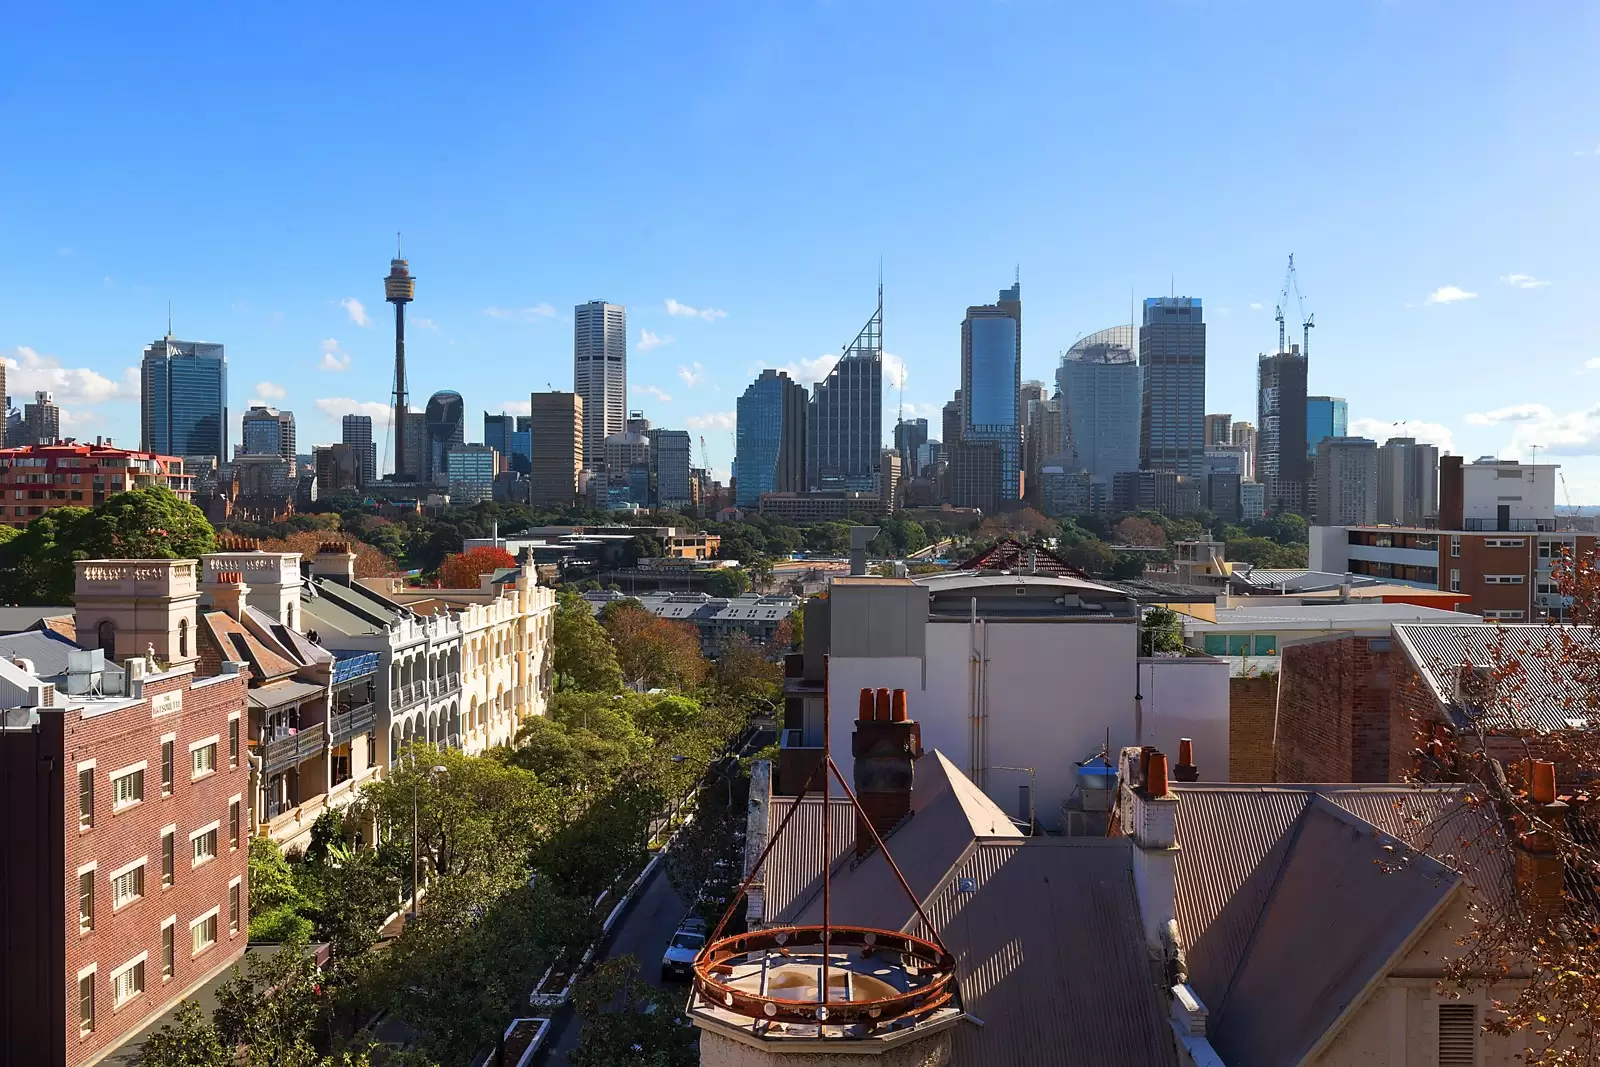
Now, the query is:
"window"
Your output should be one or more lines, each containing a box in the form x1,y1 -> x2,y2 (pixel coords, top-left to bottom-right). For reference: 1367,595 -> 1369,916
191,824 -> 218,868
229,799 -> 241,850
78,971 -> 95,1035
177,618 -> 188,659
111,765 -> 144,809
110,861 -> 145,909
161,740 -> 174,795
190,910 -> 218,956
161,830 -> 175,887
1439,1003 -> 1477,1067
229,881 -> 241,935
79,869 -> 95,932
1485,574 -> 1526,585
1450,536 -> 1461,558
162,921 -> 175,979
228,717 -> 240,768
191,741 -> 216,778
79,766 -> 94,829
1483,609 -> 1526,620
111,956 -> 145,1007
1450,568 -> 1461,592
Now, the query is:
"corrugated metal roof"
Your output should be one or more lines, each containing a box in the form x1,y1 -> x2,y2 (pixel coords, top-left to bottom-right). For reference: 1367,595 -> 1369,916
754,795 -> 855,923
1395,622 -> 1600,733
247,677 -> 324,710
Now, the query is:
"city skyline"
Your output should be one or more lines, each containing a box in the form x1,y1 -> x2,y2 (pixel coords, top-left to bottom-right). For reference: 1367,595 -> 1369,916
3,5 -> 1596,493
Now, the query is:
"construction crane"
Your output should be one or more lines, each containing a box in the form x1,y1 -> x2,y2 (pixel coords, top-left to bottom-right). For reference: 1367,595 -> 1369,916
1275,253 -> 1314,356
698,435 -> 709,471
1560,471 -> 1580,520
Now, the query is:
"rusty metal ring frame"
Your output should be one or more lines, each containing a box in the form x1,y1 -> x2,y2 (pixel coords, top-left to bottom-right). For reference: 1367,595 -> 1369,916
692,925 -> 957,1027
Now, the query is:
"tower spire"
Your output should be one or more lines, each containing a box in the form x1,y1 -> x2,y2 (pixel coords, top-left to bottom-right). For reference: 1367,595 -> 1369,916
384,248 -> 416,481
166,301 -> 173,339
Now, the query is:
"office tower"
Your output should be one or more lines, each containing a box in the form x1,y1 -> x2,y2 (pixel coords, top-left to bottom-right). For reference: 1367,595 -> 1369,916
528,391 -> 583,507
1231,421 -> 1257,480
1020,381 -> 1052,503
1240,481 -> 1266,521
423,391 -> 465,485
1306,396 -> 1348,457
734,370 -> 807,508
445,443 -> 498,504
400,412 -> 426,481
957,283 -> 1022,504
1057,326 -> 1141,485
653,429 -> 693,508
1201,450 -> 1245,521
484,412 -> 515,460
894,417 -> 928,478
1376,436 -> 1440,526
141,333 -> 228,460
807,288 -> 883,491
942,391 -> 962,447
22,391 -> 61,446
240,405 -> 295,461
314,443 -> 361,492
1138,296 -> 1205,476
1256,345 -> 1309,515
879,449 -> 901,511
574,301 -> 627,469
1313,436 -> 1379,526
384,254 -> 416,481
341,414 -> 376,486
1204,413 -> 1232,450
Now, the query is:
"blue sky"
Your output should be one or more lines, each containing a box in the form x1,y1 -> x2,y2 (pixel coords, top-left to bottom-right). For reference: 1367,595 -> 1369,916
4,3 -> 1599,495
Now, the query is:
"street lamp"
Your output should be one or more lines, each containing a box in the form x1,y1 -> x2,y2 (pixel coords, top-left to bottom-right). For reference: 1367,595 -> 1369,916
410,758 -> 448,920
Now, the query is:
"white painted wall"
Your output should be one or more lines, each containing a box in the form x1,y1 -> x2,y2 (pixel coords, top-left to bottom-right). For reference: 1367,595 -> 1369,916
1139,658 -> 1230,780
827,618 -> 1140,829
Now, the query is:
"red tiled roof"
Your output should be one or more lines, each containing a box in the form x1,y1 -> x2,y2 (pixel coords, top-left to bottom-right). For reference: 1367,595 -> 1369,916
959,538 -> 1087,578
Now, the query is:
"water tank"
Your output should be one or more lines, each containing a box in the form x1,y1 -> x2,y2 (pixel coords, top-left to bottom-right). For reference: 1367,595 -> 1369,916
1076,754 -> 1117,813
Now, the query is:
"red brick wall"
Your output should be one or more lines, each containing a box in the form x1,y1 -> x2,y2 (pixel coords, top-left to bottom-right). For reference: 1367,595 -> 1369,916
1274,635 -> 1402,783
1453,534 -> 1535,618
60,668 -> 250,1067
1228,674 -> 1279,783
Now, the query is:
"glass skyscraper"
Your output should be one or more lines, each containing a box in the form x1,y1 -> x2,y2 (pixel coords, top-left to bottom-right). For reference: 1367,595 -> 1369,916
957,284 -> 1023,505
1058,325 -> 1141,483
1138,297 -> 1206,476
736,369 -> 807,507
1306,396 -> 1348,456
142,336 -> 228,460
424,391 -> 465,484
806,293 -> 882,491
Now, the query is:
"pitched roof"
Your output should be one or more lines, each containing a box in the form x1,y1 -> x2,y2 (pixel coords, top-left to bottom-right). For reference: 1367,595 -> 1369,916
0,630 -> 123,683
958,538 -> 1088,578
754,795 -> 856,924
1394,622 -> 1600,733
0,606 -> 74,635
1171,784 -> 1502,1065
244,606 -> 331,668
200,611 -> 299,681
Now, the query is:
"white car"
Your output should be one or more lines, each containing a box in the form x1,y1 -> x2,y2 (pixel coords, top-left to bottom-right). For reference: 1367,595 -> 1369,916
661,919 -> 707,982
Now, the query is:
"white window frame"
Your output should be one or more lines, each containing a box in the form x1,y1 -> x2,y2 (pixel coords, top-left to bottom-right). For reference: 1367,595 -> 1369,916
77,759 -> 96,830
229,876 -> 243,936
228,712 -> 241,769
190,820 -> 220,868
189,735 -> 219,780
78,861 -> 96,932
108,856 -> 147,910
110,952 -> 147,1008
77,963 -> 96,1035
1450,536 -> 1461,557
161,916 -> 177,980
160,732 -> 177,795
229,794 -> 243,850
190,907 -> 220,957
109,761 -> 147,810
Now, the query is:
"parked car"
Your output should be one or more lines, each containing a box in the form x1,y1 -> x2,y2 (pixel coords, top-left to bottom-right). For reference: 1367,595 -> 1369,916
661,918 -> 708,981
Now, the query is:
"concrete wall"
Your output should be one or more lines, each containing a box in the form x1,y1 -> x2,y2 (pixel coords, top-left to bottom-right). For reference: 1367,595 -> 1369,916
1139,657 -> 1229,781
827,618 -> 1139,830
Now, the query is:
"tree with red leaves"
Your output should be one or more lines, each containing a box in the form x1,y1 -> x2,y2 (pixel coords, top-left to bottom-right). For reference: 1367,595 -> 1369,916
439,546 -> 516,589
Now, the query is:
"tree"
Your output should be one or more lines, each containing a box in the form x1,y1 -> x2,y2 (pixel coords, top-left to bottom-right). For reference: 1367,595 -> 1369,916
138,1000 -> 227,1067
603,603 -> 709,692
569,956 -> 698,1067
1139,606 -> 1186,656
1113,516 -> 1167,548
745,553 -> 775,592
709,633 -> 782,711
84,486 -> 216,560
0,506 -> 91,604
701,567 -> 748,598
1224,536 -> 1308,568
1061,539 -> 1116,577
440,546 -> 517,588
553,590 -> 624,693
252,531 -> 397,579
248,837 -> 314,943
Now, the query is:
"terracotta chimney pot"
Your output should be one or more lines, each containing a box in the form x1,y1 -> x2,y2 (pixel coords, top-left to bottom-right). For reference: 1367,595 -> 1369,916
1146,751 -> 1170,798
891,688 -> 909,722
875,687 -> 892,722
858,688 -> 874,722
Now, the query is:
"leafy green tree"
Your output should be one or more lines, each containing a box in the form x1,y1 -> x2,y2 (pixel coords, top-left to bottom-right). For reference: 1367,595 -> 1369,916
1225,536 -> 1308,568
138,1000 -> 227,1066
0,506 -> 91,603
1140,606 -> 1187,656
1247,512 -> 1309,546
1111,553 -> 1147,580
248,837 -> 314,942
701,567 -> 748,598
745,553 -> 775,592
553,590 -> 624,693
83,486 -> 216,560
569,956 -> 698,1067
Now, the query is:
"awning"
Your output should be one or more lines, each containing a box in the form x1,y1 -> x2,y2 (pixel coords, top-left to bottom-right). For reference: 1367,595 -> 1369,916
248,678 -> 325,711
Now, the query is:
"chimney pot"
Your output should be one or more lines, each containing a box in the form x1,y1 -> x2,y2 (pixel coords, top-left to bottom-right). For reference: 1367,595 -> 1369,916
858,688 -> 874,722
891,688 -> 909,722
1178,738 -> 1193,766
1146,751 -> 1171,798
1174,737 -> 1199,782
1531,760 -> 1558,805
875,687 -> 892,722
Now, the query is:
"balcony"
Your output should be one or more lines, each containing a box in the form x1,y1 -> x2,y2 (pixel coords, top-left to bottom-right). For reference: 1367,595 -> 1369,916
430,672 -> 463,699
776,727 -> 825,797
330,701 -> 378,745
259,722 -> 328,776
1462,517 -> 1556,532
390,680 -> 428,711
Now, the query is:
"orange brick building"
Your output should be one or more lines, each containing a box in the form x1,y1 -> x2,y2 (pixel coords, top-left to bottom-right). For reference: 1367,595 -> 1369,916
0,443 -> 194,526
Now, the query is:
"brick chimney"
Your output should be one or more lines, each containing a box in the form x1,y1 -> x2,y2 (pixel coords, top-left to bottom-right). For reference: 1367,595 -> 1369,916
852,687 -> 922,858
1120,745 -> 1181,958
311,542 -> 357,584
1174,738 -> 1199,783
1439,454 -> 1464,530
208,572 -> 250,621
1515,758 -> 1567,921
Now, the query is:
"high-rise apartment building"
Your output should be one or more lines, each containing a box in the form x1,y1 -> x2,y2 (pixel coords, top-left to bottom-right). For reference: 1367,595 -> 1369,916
314,443 -> 361,492
1376,436 -> 1440,526
528,391 -> 582,508
1306,396 -> 1348,456
341,414 -> 376,486
574,301 -> 627,470
1058,325 -> 1142,487
240,405 -> 295,461
958,283 -> 1022,504
142,334 -> 228,461
1256,345 -> 1309,515
652,429 -> 693,509
445,443 -> 498,504
1313,436 -> 1378,526
423,391 -> 465,485
1138,297 -> 1205,476
736,370 -> 807,508
1204,413 -> 1232,450
807,292 -> 882,491
1231,421 -> 1258,481
22,391 -> 61,446
894,417 -> 929,479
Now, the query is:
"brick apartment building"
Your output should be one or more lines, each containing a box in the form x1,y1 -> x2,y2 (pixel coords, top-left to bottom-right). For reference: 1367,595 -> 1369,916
0,560 -> 250,1067
1311,455 -> 1596,621
0,442 -> 194,527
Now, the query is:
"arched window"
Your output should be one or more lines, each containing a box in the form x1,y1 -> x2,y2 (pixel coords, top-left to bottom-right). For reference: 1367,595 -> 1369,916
97,620 -> 116,660
177,618 -> 189,659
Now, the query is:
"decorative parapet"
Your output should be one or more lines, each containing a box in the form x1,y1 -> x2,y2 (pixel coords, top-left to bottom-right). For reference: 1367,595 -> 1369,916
202,552 -> 302,587
75,558 -> 199,598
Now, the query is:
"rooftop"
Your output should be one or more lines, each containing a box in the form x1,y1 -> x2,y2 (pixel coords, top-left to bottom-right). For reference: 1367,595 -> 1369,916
1394,622 -> 1600,733
1187,602 -> 1479,634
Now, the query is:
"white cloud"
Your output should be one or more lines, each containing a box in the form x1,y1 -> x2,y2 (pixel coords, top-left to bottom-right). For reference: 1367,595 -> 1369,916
664,298 -> 728,321
484,304 -> 556,322
635,384 -> 673,404
494,399 -> 533,416
1584,357 -> 1600,373
779,353 -> 840,387
1576,144 -> 1600,156
318,339 -> 351,372
1466,403 -> 1551,426
1424,285 -> 1478,305
6,346 -> 140,406
412,317 -> 440,330
677,362 -> 704,387
1349,416 -> 1457,453
884,352 -> 909,390
639,329 -> 674,352
1249,302 -> 1263,311
315,397 -> 391,423
254,381 -> 288,402
1503,404 -> 1600,459
1500,273 -> 1551,289
340,297 -> 372,327
687,410 -> 735,431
